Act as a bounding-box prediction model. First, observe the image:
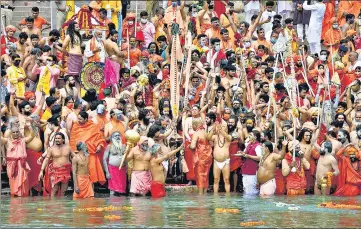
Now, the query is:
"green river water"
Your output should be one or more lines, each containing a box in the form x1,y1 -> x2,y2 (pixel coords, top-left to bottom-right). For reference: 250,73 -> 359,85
1,193 -> 361,228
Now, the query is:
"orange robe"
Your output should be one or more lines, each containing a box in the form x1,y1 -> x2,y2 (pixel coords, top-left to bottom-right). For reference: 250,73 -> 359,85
305,149 -> 320,192
323,28 -> 342,53
70,121 -> 107,184
73,174 -> 94,199
334,148 -> 361,196
6,138 -> 30,197
285,153 -> 307,195
322,1 -> 336,40
185,137 -> 196,181
337,1 -> 361,26
87,38 -> 102,63
107,120 -> 126,144
193,137 -> 212,189
275,167 -> 286,195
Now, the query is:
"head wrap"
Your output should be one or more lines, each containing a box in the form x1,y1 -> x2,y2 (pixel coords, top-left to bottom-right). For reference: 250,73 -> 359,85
130,66 -> 141,75
138,136 -> 148,146
5,25 -> 16,33
24,91 -> 36,101
96,104 -> 105,114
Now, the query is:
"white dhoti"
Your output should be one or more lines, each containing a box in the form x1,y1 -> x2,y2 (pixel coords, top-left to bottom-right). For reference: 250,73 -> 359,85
214,158 -> 230,170
242,175 -> 259,195
260,178 -> 276,196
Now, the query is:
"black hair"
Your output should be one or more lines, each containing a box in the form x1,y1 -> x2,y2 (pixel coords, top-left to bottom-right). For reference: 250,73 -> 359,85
79,111 -> 89,120
147,124 -> 162,138
32,7 -> 39,12
19,32 -> 28,40
263,141 -> 273,153
45,96 -> 57,107
25,16 -> 34,23
140,11 -> 148,17
252,130 -> 261,142
206,112 -> 217,122
51,104 -> 62,115
30,34 -> 39,40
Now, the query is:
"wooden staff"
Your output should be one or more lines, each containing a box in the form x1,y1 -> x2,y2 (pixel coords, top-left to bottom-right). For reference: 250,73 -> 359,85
266,52 -> 279,118
183,31 -> 192,106
170,7 -> 180,122
298,50 -> 315,97
127,28 -> 130,68
232,49 -> 247,102
134,0 -> 138,34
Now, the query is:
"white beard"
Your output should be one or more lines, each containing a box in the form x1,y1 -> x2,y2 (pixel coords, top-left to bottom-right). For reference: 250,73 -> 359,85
111,139 -> 122,154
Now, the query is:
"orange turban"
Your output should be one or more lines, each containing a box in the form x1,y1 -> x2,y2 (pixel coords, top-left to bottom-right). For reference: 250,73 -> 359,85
24,91 -> 35,101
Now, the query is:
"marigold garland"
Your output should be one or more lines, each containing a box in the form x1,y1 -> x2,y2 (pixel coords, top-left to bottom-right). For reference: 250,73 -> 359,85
104,215 -> 121,220
73,205 -> 133,212
326,172 -> 333,186
317,202 -> 361,210
240,221 -> 265,227
215,208 -> 240,213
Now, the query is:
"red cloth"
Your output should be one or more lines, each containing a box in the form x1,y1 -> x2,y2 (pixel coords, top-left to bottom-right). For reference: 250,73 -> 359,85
193,138 -> 212,189
334,150 -> 361,196
0,35 -> 17,55
317,124 -> 328,146
184,139 -> 195,181
241,142 -> 260,175
43,162 -> 52,197
284,153 -> 307,193
108,164 -> 127,193
214,1 -> 227,18
49,163 -> 71,187
151,181 -> 166,198
275,167 -> 286,195
305,149 -> 320,191
26,149 -> 42,190
229,141 -> 242,172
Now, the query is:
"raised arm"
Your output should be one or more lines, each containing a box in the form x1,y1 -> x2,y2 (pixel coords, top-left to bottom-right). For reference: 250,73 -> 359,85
154,144 -> 184,164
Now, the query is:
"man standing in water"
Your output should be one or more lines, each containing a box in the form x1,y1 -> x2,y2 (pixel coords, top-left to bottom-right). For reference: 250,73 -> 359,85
126,136 -> 152,196
38,132 -> 73,197
72,142 -> 94,199
62,21 -> 83,77
207,122 -> 231,193
190,119 -> 212,195
149,141 -> 183,198
314,141 -> 339,195
257,140 -> 287,196
103,132 -> 127,195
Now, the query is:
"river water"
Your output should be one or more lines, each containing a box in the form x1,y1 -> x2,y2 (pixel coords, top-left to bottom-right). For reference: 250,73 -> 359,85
1,193 -> 361,228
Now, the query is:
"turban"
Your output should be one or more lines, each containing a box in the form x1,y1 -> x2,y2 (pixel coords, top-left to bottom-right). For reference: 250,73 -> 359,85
138,136 -> 148,146
5,25 -> 16,33
288,140 -> 300,152
130,66 -> 141,75
24,91 -> 35,101
344,145 -> 359,158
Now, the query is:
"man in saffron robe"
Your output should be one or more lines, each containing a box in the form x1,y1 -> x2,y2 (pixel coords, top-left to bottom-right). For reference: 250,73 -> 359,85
84,29 -> 106,63
70,111 -> 107,185
72,142 -> 94,199
334,145 -> 361,196
1,124 -> 34,197
104,109 -> 127,144
282,140 -> 310,195
189,118 -> 212,194
323,17 -> 342,53
337,1 -> 361,26
321,0 -> 335,41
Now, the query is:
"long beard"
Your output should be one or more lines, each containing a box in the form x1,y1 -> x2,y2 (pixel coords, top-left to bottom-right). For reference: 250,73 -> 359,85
320,150 -> 326,156
246,126 -> 253,132
111,139 -> 122,153
228,125 -> 236,133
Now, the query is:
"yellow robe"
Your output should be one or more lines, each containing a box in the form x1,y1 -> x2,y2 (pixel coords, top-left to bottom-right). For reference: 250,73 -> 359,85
102,0 -> 122,28
7,65 -> 26,97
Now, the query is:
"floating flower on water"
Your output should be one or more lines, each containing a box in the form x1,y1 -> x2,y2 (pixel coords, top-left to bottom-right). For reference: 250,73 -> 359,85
215,208 -> 240,214
37,208 -> 44,211
104,215 -> 121,220
317,202 -> 361,210
73,205 -> 133,212
240,221 -> 265,227
178,215 -> 182,219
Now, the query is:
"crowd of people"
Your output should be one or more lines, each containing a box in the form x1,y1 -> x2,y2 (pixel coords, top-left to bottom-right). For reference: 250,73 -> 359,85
2,0 -> 361,199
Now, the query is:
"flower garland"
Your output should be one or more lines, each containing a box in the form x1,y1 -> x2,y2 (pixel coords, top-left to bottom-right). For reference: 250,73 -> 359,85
240,221 -> 265,227
317,202 -> 361,210
73,205 -> 133,212
215,208 -> 240,214
104,215 -> 121,220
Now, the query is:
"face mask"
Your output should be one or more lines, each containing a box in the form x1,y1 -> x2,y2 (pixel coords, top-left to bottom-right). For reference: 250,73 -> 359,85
192,12 -> 197,18
271,38 -> 277,44
319,54 -> 327,61
141,18 -> 148,24
14,60 -> 20,67
257,51 -> 264,57
350,19 -> 355,24
149,49 -> 155,54
128,21 -> 134,25
200,40 -> 206,47
332,24 -> 338,29
47,61 -> 53,66
214,44 -> 220,52
191,56 -> 200,62
244,42 -> 251,48
67,103 -> 74,109
172,2 -> 177,7
117,113 -> 123,120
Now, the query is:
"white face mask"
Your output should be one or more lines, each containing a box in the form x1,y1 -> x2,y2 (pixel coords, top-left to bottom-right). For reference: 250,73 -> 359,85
192,12 -> 197,18
141,18 -> 147,24
319,54 -> 327,61
128,21 -> 134,25
332,24 -> 338,29
244,42 -> 251,48
214,44 -> 220,52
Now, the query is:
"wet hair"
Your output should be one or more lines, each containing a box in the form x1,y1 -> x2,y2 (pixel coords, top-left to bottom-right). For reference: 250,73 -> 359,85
147,124 -> 162,138
206,112 -> 217,122
263,141 -> 273,153
79,111 -> 89,120
51,104 -> 62,115
252,130 -> 261,142
25,16 -> 34,23
49,29 -> 60,37
54,132 -> 65,140
262,130 -> 272,141
45,96 -> 57,107
138,108 -> 148,121
30,34 -> 39,40
67,21 -> 82,48
297,128 -> 312,142
19,32 -> 28,40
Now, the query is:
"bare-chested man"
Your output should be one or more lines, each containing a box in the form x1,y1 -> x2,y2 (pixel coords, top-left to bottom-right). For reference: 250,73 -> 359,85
21,17 -> 42,40
314,141 -> 339,195
23,48 -> 41,91
62,21 -> 83,77
66,100 -> 83,133
72,142 -> 94,199
207,122 -> 232,193
104,30 -> 124,65
257,140 -> 287,196
38,132 -> 74,197
59,75 -> 79,105
149,142 -> 183,198
351,125 -> 361,149
16,32 -> 29,61
103,132 -> 127,195
125,136 -> 152,196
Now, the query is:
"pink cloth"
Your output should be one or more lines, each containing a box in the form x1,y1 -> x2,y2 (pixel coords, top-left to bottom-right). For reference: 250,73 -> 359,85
108,164 -> 127,193
68,53 -> 83,76
104,58 -> 120,87
130,170 -> 152,195
138,21 -> 156,49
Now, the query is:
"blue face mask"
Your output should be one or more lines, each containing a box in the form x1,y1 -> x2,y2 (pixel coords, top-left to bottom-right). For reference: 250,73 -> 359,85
271,38 -> 277,44
172,2 -> 177,7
